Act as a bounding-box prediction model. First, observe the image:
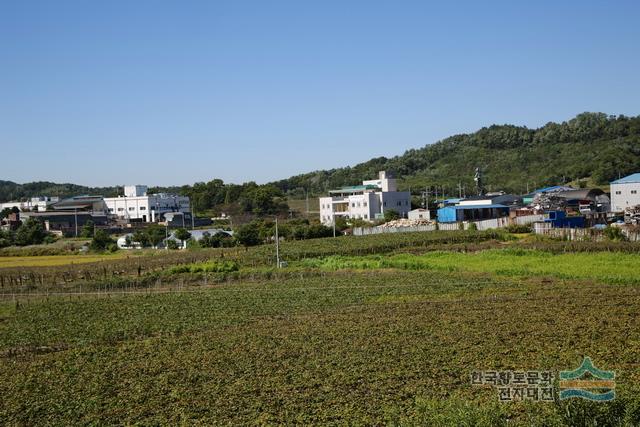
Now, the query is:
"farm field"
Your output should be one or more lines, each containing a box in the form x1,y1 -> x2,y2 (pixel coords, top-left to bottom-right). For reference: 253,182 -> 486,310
299,249 -> 640,284
0,252 -> 131,268
1,231 -> 640,425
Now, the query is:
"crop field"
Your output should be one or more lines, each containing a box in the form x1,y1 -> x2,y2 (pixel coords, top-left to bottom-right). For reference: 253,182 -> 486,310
0,252 -> 131,268
1,231 -> 640,425
299,249 -> 640,284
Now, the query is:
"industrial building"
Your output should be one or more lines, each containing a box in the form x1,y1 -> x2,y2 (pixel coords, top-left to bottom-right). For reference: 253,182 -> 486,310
610,173 -> 640,212
437,193 -> 520,223
0,196 -> 59,212
104,185 -> 191,223
319,171 -> 411,225
20,195 -> 108,235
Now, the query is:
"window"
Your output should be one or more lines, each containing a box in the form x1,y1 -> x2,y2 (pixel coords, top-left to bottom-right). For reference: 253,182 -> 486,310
140,207 -> 146,210
364,214 -> 368,219
117,208 -> 124,212
616,191 -> 621,195
128,207 -> 135,211
108,208 -> 114,212
150,206 -> 156,210
632,190 -> 638,195
383,201 -> 387,207
397,201 -> 402,206
357,202 -> 361,207
363,202 -> 367,207
351,203 -> 355,207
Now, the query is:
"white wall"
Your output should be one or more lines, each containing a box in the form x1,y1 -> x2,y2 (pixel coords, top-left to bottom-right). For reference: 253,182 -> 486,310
104,194 -> 190,222
611,182 -> 640,212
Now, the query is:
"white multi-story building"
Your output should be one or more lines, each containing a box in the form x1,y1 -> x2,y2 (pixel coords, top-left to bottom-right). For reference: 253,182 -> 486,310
610,173 -> 640,212
104,185 -> 191,223
319,171 -> 411,224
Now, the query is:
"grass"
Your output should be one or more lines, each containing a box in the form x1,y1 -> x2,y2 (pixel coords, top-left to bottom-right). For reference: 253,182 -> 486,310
299,249 -> 640,284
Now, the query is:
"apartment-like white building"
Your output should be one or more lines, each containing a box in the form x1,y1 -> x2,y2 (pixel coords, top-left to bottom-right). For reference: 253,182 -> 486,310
610,173 -> 640,212
104,185 -> 191,223
319,171 -> 411,224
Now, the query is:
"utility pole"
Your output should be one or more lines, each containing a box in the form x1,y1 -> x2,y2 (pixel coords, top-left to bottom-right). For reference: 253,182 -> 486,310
74,208 -> 78,238
305,188 -> 309,215
458,182 -> 462,198
165,219 -> 169,251
275,217 -> 280,268
191,201 -> 195,230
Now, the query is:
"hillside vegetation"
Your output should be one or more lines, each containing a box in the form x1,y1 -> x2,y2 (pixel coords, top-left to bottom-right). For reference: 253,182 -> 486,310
3,113 -> 639,207
273,112 -> 640,196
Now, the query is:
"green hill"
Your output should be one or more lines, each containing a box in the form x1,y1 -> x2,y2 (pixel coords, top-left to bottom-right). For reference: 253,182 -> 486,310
272,112 -> 640,196
3,112 -> 639,207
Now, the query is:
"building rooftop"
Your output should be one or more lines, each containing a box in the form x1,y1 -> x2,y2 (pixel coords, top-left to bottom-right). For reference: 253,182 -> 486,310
328,184 -> 380,194
442,204 -> 509,210
611,173 -> 640,184
51,196 -> 105,210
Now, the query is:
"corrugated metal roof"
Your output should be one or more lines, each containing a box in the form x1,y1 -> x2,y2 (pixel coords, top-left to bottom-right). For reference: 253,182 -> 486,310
611,173 -> 640,184
533,185 -> 575,193
444,204 -> 509,210
555,189 -> 605,200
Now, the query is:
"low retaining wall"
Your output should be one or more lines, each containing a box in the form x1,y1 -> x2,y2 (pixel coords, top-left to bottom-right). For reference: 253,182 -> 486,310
353,215 -> 543,236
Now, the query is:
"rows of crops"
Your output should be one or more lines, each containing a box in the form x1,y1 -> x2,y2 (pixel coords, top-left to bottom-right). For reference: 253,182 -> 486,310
0,230 -> 506,295
1,269 -> 639,424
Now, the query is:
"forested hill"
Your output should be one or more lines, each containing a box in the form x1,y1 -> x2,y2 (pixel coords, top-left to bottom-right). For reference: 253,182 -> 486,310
0,181 -> 122,203
2,112 -> 640,206
271,112 -> 640,196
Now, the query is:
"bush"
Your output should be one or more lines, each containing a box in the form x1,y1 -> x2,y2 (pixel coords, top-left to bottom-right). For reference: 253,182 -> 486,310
384,209 -> 400,222
504,223 -> 532,233
604,226 -> 627,241
235,222 -> 262,247
167,260 -> 239,274
90,229 -> 116,251
166,239 -> 180,250
13,218 -> 50,246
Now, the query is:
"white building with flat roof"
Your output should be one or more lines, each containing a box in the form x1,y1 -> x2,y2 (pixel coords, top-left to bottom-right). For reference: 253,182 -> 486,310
0,196 -> 60,212
610,173 -> 640,212
319,171 -> 411,224
104,185 -> 191,223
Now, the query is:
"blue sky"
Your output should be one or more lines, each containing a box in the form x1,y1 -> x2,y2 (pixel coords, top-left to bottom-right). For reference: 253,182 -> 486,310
1,1 -> 639,187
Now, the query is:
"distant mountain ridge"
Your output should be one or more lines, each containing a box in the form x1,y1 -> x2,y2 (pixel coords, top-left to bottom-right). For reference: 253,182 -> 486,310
2,112 -> 640,204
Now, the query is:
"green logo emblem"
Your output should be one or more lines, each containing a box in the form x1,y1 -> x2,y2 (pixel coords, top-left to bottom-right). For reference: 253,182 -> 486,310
559,357 -> 615,401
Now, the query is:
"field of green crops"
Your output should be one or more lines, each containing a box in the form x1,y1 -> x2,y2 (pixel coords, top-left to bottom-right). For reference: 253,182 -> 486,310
2,230 -> 640,425
298,249 -> 640,285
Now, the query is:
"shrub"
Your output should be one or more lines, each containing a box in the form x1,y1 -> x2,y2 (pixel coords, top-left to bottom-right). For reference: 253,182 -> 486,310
504,223 -> 532,233
604,226 -> 627,241
167,260 -> 239,274
384,209 -> 400,222
90,229 -> 116,251
166,239 -> 180,250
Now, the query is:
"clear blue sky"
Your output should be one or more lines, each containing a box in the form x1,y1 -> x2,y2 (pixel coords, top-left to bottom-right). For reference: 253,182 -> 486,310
2,1 -> 639,187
